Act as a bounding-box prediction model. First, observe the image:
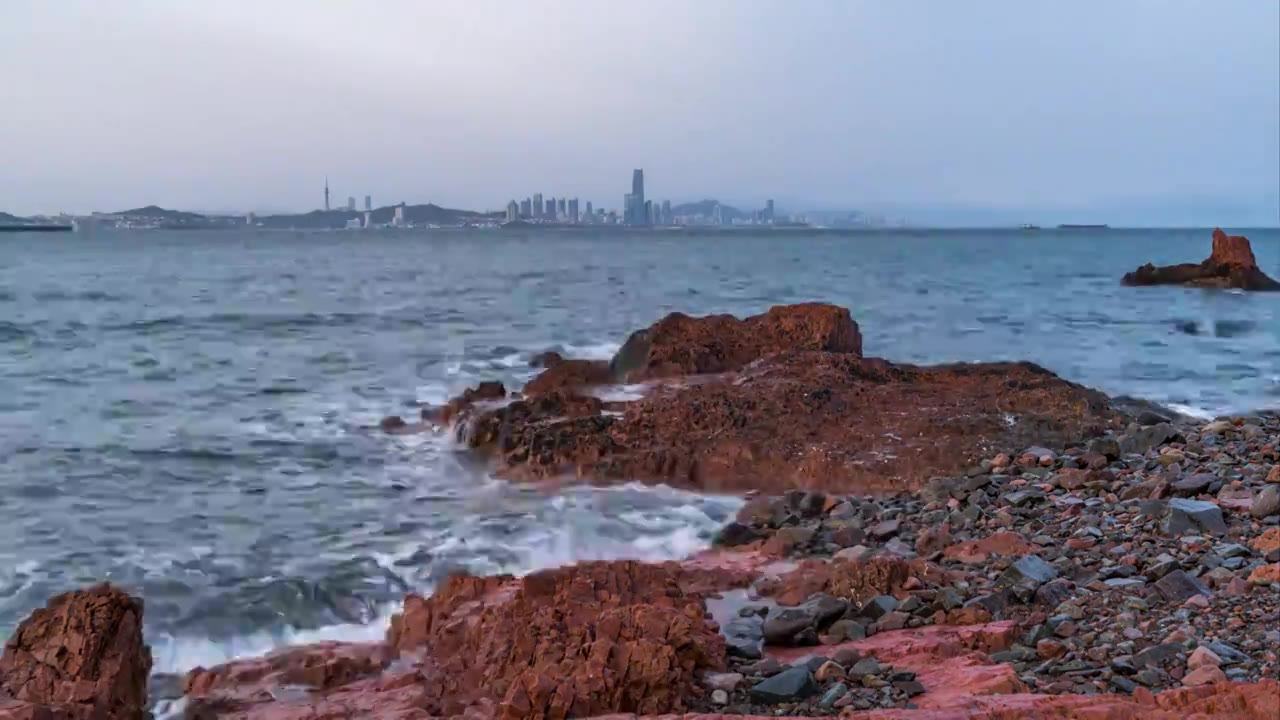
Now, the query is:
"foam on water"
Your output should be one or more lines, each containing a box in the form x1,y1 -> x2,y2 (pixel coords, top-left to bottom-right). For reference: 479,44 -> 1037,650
147,481 -> 740,675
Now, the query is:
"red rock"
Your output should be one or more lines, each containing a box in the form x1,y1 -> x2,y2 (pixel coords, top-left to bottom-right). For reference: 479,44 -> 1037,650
1188,646 -> 1223,671
1123,228 -> 1280,291
1252,528 -> 1280,555
385,560 -> 726,717
1268,465 -> 1280,484
608,302 -> 862,383
0,584 -> 151,720
916,523 -> 953,557
943,532 -> 1037,564
521,359 -> 611,396
1248,563 -> 1280,585
1210,227 -> 1259,267
462,307 -> 1124,495
432,381 -> 507,425
755,557 -> 915,606
1036,639 -> 1067,659
1183,665 -> 1228,687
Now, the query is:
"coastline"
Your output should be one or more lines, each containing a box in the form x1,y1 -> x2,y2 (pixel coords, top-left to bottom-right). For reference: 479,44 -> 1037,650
2,298 -> 1277,720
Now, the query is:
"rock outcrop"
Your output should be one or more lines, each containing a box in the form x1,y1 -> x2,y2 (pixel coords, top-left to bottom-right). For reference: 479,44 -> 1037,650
1122,228 -> 1280,291
609,302 -> 863,382
0,584 -> 150,720
184,561 -> 736,719
458,333 -> 1122,495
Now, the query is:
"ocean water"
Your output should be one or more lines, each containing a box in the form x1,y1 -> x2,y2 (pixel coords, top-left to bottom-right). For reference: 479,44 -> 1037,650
1,226 -> 1278,672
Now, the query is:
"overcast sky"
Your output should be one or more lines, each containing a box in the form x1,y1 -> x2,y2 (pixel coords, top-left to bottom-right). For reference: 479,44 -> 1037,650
2,1 -> 1278,224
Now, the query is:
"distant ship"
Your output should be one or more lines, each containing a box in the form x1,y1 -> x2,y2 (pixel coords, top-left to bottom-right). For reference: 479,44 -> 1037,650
1057,224 -> 1109,230
1019,223 -> 1041,230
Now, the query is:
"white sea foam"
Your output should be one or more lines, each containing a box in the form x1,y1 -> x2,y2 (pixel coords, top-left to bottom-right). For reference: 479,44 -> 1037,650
147,482 -> 740,676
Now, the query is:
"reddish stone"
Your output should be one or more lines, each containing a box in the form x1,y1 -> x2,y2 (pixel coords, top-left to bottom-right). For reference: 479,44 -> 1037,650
521,359 -> 611,396
1123,228 -> 1280,291
1248,564 -> 1280,585
608,302 -> 863,383
460,308 -> 1123,495
755,557 -> 915,606
1253,528 -> 1280,555
943,532 -> 1037,564
431,381 -> 507,425
385,560 -> 726,717
0,584 -> 151,720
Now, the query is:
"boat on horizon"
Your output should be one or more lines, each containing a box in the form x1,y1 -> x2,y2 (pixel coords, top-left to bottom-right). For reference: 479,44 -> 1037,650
1019,223 -> 1041,230
1057,224 -> 1109,230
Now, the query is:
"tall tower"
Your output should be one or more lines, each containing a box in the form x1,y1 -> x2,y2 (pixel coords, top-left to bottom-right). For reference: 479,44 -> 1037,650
324,177 -> 331,212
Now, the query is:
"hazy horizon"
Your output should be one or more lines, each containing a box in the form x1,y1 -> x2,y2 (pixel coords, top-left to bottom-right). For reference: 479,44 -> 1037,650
3,1 -> 1278,225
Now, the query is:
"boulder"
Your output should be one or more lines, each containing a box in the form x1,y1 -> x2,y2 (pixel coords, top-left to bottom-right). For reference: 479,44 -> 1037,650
0,584 -> 151,720
1252,485 -> 1280,519
460,307 -> 1125,495
383,560 -> 727,717
1122,229 -> 1280,291
1163,498 -> 1227,536
761,594 -> 848,646
1153,569 -> 1211,603
609,303 -> 862,382
749,666 -> 817,703
433,381 -> 507,425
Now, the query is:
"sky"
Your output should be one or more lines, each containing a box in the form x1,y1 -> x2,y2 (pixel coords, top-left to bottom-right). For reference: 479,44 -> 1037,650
2,0 -> 1278,225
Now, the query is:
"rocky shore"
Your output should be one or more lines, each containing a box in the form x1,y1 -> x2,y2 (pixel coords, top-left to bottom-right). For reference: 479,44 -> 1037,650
2,303 -> 1278,719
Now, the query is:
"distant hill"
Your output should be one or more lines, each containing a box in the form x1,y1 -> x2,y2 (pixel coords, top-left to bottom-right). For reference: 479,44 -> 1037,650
0,211 -> 27,224
112,205 -> 210,223
671,199 -> 746,221
257,203 -> 500,229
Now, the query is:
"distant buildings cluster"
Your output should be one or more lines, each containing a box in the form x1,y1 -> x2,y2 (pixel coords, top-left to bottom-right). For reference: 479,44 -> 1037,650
506,168 -> 680,226
504,169 -> 788,228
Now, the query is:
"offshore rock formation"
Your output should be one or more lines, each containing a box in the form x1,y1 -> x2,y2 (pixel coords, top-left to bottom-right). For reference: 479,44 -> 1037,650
453,304 -> 1124,494
1122,228 -> 1280,291
0,584 -> 150,720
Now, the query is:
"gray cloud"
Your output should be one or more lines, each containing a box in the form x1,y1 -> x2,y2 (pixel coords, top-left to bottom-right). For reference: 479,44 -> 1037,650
2,0 -> 1277,224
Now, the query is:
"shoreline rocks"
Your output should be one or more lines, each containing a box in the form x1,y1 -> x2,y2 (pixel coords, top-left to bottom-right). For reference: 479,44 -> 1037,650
449,303 -> 1125,495
7,302 -> 1280,719
0,584 -> 150,720
1122,228 -> 1280,291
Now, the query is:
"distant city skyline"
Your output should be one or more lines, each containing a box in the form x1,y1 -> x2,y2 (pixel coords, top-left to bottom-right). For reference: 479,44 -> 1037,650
2,2 -> 1277,225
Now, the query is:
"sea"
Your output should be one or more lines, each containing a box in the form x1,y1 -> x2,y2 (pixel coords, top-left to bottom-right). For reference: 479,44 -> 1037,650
1,226 -> 1278,675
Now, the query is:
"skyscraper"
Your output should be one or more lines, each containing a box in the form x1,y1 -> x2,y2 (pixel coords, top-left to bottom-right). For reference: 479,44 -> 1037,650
627,169 -> 645,225
393,203 -> 405,227
520,198 -> 532,218
765,199 -> 775,224
532,193 -> 543,219
364,195 -> 372,212
557,198 -> 566,219
347,196 -> 356,212
662,200 -> 671,226
585,201 -> 593,221
324,177 -> 330,212
547,197 -> 557,220
568,198 -> 579,224
506,200 -> 519,223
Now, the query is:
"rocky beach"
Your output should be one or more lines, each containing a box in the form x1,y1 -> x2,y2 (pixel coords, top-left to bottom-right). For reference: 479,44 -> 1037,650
4,240 -> 1280,720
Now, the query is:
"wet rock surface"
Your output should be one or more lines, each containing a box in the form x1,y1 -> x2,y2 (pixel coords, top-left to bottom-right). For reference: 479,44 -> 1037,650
451,304 -> 1125,495
0,584 -> 150,720
1122,228 -> 1280,291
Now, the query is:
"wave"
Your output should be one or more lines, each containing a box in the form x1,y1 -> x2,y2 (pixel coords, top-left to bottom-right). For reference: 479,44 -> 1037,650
32,289 -> 131,303
102,311 -> 426,335
146,482 -> 739,676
